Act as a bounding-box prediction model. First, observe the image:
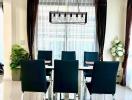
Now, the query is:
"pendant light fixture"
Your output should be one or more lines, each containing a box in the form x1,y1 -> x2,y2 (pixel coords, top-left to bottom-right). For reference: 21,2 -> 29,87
49,0 -> 87,24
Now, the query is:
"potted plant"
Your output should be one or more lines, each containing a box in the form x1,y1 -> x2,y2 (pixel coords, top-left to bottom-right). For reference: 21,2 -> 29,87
10,44 -> 29,81
110,38 -> 125,61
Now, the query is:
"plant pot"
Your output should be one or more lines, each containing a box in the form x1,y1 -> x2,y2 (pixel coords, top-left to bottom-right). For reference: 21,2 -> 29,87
114,57 -> 120,61
11,67 -> 21,81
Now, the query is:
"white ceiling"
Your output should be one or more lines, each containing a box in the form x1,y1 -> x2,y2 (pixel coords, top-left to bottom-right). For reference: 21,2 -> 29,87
0,0 -> 3,7
39,0 -> 95,6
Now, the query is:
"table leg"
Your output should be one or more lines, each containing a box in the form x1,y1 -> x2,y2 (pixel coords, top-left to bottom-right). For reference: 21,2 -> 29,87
64,93 -> 69,100
78,70 -> 83,100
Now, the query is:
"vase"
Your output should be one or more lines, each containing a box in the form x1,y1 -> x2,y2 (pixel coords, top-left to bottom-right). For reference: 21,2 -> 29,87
115,57 -> 120,61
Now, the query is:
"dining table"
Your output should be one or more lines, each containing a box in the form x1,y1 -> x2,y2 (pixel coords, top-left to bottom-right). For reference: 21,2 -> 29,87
45,65 -> 93,100
45,65 -> 93,70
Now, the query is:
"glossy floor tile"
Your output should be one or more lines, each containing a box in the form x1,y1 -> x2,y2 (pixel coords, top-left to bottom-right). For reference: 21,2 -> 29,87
0,75 -> 132,100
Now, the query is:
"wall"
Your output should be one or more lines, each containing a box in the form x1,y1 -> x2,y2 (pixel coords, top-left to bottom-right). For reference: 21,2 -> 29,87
3,0 -> 27,80
0,7 -> 3,63
3,0 -> 12,80
104,0 -> 127,61
12,0 -> 28,49
3,0 -> 127,80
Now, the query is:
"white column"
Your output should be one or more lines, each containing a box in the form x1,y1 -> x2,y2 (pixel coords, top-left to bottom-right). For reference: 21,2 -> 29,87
0,7 -> 3,63
3,0 -> 28,80
3,0 -> 12,80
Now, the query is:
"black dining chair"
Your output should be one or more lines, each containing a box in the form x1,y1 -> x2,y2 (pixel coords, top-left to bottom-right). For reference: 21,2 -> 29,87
53,60 -> 78,99
20,60 -> 50,100
86,61 -> 119,100
0,62 -> 4,75
61,51 -> 76,61
38,50 -> 52,76
83,52 -> 99,78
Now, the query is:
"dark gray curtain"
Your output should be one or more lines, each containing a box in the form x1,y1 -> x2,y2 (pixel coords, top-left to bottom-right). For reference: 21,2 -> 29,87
27,0 -> 39,59
95,0 -> 107,61
121,0 -> 132,86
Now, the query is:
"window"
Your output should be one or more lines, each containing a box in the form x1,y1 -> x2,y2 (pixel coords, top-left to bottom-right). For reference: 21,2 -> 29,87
36,1 -> 97,65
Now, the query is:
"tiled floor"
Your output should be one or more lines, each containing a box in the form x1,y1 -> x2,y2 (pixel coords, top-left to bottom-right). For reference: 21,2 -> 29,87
0,75 -> 132,100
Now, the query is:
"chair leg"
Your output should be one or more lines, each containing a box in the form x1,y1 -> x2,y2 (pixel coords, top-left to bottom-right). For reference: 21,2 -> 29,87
83,83 -> 87,99
64,93 -> 69,100
104,94 -> 105,100
83,76 -> 86,87
75,94 -> 79,100
90,95 -> 92,100
43,93 -> 46,100
74,94 -> 76,100
53,93 -> 57,100
112,94 -> 115,100
48,80 -> 52,100
21,93 -> 24,100
60,92 -> 61,100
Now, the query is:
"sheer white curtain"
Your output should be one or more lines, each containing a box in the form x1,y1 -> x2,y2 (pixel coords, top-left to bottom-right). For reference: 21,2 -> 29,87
36,0 -> 97,65
126,24 -> 132,89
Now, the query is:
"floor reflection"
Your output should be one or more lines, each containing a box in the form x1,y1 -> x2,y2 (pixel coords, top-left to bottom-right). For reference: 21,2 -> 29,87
0,75 -> 3,83
0,78 -> 132,100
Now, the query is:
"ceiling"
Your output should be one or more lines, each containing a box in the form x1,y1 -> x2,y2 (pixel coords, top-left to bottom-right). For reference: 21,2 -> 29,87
39,0 -> 95,6
0,0 -> 2,7
0,0 -> 2,3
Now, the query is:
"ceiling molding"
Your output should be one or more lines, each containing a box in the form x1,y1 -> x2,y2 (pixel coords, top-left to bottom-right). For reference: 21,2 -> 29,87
39,0 -> 95,6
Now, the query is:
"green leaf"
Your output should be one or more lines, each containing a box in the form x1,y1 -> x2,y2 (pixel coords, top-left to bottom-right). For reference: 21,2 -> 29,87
110,38 -> 125,57
10,44 -> 29,69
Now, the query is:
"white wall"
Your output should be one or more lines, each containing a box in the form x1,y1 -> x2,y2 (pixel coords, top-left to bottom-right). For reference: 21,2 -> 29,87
0,8 -> 3,63
12,0 -> 28,49
104,0 -> 127,61
3,0 -> 27,80
3,0 -> 12,80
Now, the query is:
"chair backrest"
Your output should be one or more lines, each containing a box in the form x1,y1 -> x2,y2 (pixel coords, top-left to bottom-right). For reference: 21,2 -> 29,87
84,52 -> 99,66
38,50 -> 52,66
54,60 -> 78,93
91,61 -> 119,94
21,60 -> 47,92
0,62 -> 4,69
61,51 -> 76,61
0,63 -> 4,67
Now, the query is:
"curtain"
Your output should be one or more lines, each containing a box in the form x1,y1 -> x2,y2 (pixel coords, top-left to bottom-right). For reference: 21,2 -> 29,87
121,0 -> 132,86
27,0 -> 39,59
37,1 -> 97,65
95,0 -> 107,61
